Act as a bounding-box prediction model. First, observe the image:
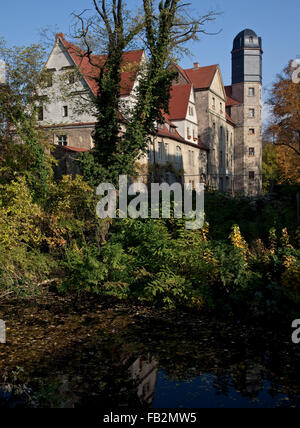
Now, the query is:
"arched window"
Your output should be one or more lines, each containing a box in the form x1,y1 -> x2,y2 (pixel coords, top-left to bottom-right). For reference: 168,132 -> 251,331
176,146 -> 182,166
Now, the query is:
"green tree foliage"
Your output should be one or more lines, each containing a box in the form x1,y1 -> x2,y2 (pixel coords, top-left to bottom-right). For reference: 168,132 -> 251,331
0,40 -> 53,199
262,142 -> 281,193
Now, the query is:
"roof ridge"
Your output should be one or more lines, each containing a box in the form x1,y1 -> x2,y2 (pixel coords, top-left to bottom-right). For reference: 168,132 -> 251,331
184,64 -> 218,72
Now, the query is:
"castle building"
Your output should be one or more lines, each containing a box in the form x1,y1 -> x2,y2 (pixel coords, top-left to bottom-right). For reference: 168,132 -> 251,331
228,29 -> 263,196
39,29 -> 263,196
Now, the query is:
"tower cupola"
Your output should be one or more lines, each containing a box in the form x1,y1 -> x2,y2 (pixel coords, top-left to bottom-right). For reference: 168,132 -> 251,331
232,29 -> 262,84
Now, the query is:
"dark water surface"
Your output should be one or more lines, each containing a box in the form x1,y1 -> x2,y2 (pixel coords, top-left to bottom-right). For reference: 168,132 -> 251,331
0,297 -> 300,408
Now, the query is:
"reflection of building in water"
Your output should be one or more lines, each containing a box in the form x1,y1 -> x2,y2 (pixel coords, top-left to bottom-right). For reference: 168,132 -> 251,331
230,362 -> 264,398
128,355 -> 158,406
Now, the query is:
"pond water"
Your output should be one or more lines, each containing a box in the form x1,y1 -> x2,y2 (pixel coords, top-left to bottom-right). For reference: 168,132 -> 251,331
0,297 -> 300,408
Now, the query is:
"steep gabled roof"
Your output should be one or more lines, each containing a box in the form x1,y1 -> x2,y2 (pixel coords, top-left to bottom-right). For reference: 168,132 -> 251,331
184,65 -> 218,90
56,34 -> 144,97
173,63 -> 191,84
225,85 -> 240,107
168,84 -> 193,121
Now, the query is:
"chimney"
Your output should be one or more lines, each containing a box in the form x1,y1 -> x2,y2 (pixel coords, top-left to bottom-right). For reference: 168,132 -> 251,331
193,62 -> 200,69
56,33 -> 65,42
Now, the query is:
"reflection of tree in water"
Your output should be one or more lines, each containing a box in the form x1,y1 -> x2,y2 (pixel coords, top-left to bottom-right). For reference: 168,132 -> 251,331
2,306 -> 300,408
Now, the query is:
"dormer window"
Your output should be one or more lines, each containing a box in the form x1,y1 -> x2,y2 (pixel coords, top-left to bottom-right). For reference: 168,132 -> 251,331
157,123 -> 164,130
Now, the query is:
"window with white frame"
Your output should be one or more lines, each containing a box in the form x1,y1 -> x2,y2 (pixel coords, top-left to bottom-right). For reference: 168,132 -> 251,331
57,135 -> 68,146
176,146 -> 182,165
249,108 -> 255,118
249,147 -> 255,157
158,141 -> 163,160
164,143 -> 169,161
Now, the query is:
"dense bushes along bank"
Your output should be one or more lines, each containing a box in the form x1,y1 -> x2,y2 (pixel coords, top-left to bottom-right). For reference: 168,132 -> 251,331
0,175 -> 299,321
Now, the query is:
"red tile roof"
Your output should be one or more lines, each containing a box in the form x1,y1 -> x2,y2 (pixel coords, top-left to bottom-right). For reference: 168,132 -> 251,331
157,112 -> 185,142
59,145 -> 90,153
58,35 -> 144,97
168,84 -> 192,121
225,85 -> 240,106
184,65 -> 218,90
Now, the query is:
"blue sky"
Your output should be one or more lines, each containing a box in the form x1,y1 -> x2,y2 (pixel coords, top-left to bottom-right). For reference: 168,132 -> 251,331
1,0 -> 299,113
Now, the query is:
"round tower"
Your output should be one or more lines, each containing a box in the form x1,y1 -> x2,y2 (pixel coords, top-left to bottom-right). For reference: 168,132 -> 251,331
230,29 -> 263,196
